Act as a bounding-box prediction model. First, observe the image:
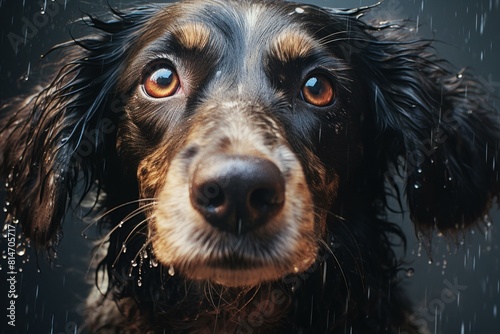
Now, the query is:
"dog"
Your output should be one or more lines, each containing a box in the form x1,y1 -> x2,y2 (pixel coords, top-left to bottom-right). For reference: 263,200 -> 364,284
1,0 -> 499,333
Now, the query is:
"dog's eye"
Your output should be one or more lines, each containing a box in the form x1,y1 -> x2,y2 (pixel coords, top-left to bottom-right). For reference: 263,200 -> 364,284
143,65 -> 180,98
301,74 -> 335,107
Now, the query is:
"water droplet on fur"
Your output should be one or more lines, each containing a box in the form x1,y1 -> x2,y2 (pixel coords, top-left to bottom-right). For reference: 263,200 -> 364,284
2,207 -> 7,213
137,279 -> 142,287
413,182 -> 422,189
293,266 -> 300,273
131,260 -> 138,267
121,243 -> 127,253
295,7 -> 305,14
406,268 -> 415,277
168,265 -> 175,276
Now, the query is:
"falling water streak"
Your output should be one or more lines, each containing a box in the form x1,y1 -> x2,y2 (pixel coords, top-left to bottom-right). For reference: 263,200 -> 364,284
434,304 -> 438,334
51,314 -> 55,334
309,295 -> 314,327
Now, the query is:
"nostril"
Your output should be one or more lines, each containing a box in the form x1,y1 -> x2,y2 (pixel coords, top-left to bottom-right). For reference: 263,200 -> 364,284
249,187 -> 284,216
194,181 -> 226,211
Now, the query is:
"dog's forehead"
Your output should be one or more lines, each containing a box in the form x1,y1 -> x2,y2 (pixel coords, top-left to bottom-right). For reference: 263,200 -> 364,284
147,0 -> 322,57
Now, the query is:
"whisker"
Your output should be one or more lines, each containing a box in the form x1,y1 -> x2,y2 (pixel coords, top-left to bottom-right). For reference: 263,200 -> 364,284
81,198 -> 157,236
317,238 -> 351,302
113,216 -> 153,267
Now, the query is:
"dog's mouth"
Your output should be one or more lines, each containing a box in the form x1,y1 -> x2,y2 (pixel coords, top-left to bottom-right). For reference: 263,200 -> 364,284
163,232 -> 318,287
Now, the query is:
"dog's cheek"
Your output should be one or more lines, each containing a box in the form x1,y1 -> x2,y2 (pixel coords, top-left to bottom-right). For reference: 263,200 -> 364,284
135,150 -> 172,199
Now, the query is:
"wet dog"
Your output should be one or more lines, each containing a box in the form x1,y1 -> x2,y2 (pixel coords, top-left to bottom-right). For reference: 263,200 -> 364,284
1,0 -> 499,333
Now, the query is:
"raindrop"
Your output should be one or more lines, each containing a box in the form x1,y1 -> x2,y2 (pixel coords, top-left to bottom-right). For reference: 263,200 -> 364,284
406,268 -> 415,277
322,262 -> 327,285
168,265 -> 175,276
137,279 -> 142,287
16,246 -> 26,256
131,260 -> 138,267
413,182 -> 422,189
334,123 -> 343,135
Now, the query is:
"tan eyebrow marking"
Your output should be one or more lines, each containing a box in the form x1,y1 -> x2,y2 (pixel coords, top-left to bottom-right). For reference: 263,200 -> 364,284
172,22 -> 211,50
271,30 -> 316,62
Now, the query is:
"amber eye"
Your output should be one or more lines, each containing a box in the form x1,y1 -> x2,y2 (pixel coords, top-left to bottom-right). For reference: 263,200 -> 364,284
143,64 -> 180,98
301,74 -> 335,107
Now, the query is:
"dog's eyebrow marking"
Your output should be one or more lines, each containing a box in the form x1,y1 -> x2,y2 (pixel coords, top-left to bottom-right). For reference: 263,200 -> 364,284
270,30 -> 316,62
172,22 -> 211,50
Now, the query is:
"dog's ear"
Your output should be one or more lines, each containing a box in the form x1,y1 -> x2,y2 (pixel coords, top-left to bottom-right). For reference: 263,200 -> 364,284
0,7 -> 159,252
352,23 -> 500,232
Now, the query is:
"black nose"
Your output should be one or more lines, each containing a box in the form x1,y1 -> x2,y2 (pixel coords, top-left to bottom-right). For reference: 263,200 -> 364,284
190,155 -> 285,234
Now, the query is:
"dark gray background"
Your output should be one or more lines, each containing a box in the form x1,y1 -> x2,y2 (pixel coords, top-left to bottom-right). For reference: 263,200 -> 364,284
0,0 -> 499,333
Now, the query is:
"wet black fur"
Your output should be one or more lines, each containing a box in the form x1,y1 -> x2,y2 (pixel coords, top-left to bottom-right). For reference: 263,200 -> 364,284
1,0 -> 499,333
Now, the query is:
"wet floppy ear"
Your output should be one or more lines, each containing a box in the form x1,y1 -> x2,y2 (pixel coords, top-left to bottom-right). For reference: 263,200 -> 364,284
357,30 -> 500,232
0,7 -> 159,252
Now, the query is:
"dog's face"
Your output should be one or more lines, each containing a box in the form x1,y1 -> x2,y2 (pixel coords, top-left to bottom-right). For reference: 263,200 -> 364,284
115,1 -> 362,286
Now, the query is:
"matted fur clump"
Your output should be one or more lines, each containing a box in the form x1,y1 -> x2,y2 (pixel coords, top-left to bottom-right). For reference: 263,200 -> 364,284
1,1 -> 499,333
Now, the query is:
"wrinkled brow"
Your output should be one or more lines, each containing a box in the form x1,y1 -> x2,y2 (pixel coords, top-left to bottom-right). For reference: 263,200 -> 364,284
270,30 -> 317,63
171,22 -> 212,51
